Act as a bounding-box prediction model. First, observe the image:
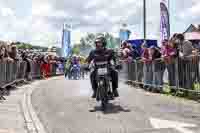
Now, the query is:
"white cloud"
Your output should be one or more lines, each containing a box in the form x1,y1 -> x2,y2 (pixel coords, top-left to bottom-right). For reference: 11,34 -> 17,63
189,2 -> 200,16
1,7 -> 14,17
0,0 -> 200,47
32,2 -> 67,18
85,0 -> 100,9
96,10 -> 108,18
32,3 -> 51,16
83,15 -> 91,21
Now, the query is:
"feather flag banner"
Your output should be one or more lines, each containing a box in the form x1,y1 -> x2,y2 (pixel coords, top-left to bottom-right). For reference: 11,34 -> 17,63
160,0 -> 170,41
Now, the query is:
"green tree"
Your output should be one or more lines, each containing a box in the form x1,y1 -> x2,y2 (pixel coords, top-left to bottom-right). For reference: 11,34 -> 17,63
85,33 -> 96,43
103,32 -> 120,49
72,45 -> 80,55
84,33 -> 96,46
16,43 -> 33,49
80,38 -> 86,46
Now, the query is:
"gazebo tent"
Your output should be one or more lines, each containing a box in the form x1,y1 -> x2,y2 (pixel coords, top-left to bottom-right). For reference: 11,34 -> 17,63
126,39 -> 158,55
184,32 -> 200,40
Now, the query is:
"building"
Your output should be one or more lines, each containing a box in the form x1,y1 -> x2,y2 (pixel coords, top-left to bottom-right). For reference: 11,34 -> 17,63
183,24 -> 200,40
184,24 -> 200,33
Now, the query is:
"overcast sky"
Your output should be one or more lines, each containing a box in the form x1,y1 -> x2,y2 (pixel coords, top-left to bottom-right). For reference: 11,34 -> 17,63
0,0 -> 200,47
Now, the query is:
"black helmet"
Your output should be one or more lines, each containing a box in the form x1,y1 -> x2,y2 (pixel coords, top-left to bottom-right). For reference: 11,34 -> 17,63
95,35 -> 107,47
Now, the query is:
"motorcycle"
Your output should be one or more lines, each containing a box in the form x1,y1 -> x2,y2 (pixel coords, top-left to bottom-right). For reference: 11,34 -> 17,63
70,64 -> 80,80
94,61 -> 114,110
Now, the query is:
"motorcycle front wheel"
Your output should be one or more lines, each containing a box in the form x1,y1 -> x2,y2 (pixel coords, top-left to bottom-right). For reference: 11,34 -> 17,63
101,98 -> 108,111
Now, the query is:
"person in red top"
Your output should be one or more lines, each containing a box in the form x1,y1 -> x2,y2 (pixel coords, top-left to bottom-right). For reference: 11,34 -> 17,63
41,56 -> 50,79
120,41 -> 133,63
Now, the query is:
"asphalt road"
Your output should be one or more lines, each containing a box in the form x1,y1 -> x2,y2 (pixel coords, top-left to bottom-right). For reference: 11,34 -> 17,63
31,76 -> 200,133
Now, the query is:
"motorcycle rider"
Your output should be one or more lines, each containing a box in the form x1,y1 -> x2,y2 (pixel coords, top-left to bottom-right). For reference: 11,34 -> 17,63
86,35 -> 120,98
69,55 -> 80,77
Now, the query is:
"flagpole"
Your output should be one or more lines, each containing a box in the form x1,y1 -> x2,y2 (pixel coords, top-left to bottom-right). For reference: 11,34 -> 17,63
168,0 -> 171,37
143,0 -> 146,42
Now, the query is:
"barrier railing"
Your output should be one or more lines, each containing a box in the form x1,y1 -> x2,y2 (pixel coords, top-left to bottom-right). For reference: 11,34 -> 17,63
0,61 -> 64,89
119,55 -> 200,97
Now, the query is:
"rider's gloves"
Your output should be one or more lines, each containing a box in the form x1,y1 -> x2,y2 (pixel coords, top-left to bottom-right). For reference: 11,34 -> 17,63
115,64 -> 122,70
84,64 -> 90,71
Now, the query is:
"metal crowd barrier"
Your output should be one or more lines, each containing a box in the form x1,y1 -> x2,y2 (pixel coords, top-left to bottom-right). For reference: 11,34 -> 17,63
0,61 -> 27,88
0,61 -> 64,89
119,56 -> 200,96
31,61 -> 41,79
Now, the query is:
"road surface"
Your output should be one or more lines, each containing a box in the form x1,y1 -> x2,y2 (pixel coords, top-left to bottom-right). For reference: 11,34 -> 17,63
31,76 -> 200,133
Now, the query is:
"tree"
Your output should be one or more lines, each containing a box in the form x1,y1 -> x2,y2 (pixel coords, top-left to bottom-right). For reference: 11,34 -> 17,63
16,43 -> 33,49
103,32 -> 120,49
85,33 -> 96,43
79,32 -> 120,49
84,33 -> 96,47
80,38 -> 86,46
72,44 -> 80,55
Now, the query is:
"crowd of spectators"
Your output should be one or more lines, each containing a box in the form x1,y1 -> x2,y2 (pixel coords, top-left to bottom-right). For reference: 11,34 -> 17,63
0,41 -> 65,81
120,33 -> 200,93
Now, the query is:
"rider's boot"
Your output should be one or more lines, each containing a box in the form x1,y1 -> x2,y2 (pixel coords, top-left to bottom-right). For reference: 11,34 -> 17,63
112,88 -> 119,97
108,91 -> 112,96
107,91 -> 114,100
92,90 -> 97,98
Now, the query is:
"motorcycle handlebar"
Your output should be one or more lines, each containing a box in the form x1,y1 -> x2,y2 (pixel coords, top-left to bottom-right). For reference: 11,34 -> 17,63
84,63 -> 122,71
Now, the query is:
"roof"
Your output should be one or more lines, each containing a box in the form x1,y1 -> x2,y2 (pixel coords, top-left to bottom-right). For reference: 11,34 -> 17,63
184,32 -> 200,40
184,24 -> 200,33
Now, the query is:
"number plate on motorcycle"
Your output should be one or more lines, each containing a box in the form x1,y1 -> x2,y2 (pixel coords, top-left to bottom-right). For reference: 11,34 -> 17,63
98,68 -> 108,75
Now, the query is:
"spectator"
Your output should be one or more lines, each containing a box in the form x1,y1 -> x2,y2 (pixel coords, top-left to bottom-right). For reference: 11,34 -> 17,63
121,41 -> 133,63
150,45 -> 165,92
131,45 -> 140,59
176,34 -> 194,57
49,55 -> 57,76
0,44 -> 13,62
65,57 -> 71,78
41,56 -> 50,79
56,60 -> 64,75
9,44 -> 19,61
192,40 -> 200,51
22,52 -> 32,81
161,39 -> 177,92
141,42 -> 153,90
175,34 -> 197,91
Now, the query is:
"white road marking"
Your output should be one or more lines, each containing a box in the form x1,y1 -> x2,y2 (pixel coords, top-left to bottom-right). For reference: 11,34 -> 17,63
150,117 -> 197,133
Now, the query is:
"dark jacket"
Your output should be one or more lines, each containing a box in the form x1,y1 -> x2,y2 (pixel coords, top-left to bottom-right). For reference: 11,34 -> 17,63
23,58 -> 31,73
152,48 -> 165,72
87,48 -> 117,64
152,49 -> 161,60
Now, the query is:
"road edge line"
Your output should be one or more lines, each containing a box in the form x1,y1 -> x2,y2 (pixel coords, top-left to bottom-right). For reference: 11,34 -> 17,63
27,83 -> 46,133
21,77 -> 62,133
